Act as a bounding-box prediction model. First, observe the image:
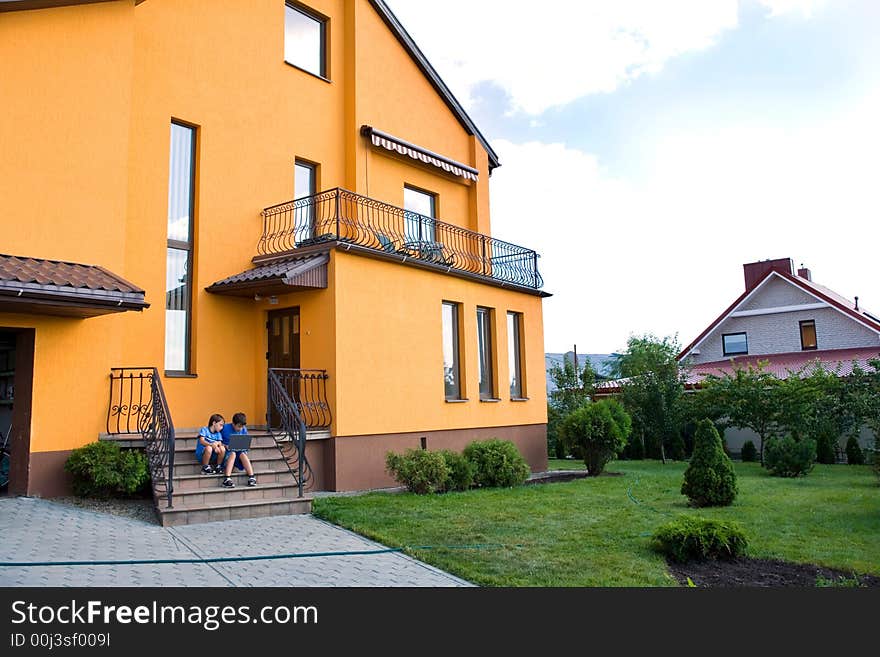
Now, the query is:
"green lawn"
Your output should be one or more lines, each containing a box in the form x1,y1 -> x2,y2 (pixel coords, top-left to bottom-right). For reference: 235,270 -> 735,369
312,461 -> 880,586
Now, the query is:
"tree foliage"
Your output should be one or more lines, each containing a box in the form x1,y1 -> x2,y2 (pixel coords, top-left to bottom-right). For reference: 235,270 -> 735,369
681,419 -> 738,507
559,399 -> 631,476
608,334 -> 687,462
547,356 -> 597,458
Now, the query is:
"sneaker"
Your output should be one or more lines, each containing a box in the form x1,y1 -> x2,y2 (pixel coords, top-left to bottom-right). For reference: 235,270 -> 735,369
221,478 -> 235,488
213,464 -> 224,475
201,465 -> 214,475
247,476 -> 257,487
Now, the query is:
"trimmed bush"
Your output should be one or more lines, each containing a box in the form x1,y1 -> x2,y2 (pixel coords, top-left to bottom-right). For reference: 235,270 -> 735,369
438,450 -> 474,491
740,440 -> 758,463
815,432 -> 837,465
651,516 -> 749,563
764,436 -> 816,477
846,436 -> 865,465
385,449 -> 449,494
64,441 -> 150,498
463,439 -> 530,488
559,399 -> 631,476
681,419 -> 737,507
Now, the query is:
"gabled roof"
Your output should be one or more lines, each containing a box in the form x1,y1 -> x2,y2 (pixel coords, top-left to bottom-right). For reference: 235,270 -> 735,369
678,268 -> 880,361
369,0 -> 500,172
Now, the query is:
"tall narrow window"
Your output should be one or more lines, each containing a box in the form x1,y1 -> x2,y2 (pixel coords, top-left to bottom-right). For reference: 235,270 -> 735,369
442,302 -> 462,400
477,307 -> 495,400
800,320 -> 817,350
165,122 -> 195,373
284,2 -> 327,78
508,312 -> 524,399
295,160 -> 317,237
404,185 -> 436,243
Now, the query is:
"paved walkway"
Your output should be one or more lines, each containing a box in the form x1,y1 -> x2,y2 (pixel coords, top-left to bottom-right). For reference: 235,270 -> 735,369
0,497 -> 472,587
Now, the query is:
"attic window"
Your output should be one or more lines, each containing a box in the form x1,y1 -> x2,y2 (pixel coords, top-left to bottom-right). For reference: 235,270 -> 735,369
284,2 -> 327,79
722,332 -> 748,356
800,320 -> 817,351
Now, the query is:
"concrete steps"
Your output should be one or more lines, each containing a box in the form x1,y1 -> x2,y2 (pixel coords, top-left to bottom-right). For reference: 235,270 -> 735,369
145,430 -> 310,526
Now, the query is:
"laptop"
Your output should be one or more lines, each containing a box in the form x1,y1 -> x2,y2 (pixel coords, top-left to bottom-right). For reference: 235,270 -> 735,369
227,434 -> 252,451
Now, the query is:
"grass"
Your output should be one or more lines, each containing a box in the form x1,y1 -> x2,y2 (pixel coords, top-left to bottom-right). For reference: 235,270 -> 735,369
312,461 -> 879,586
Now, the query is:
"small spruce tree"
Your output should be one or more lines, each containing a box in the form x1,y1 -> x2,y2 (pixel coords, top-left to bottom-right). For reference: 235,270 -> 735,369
740,440 -> 758,463
681,419 -> 738,507
846,436 -> 865,465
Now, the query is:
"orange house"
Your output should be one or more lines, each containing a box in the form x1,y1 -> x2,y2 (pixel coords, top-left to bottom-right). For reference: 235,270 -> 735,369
0,0 -> 549,521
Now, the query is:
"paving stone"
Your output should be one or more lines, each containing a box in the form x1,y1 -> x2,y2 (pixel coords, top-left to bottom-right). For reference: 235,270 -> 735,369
0,497 -> 471,587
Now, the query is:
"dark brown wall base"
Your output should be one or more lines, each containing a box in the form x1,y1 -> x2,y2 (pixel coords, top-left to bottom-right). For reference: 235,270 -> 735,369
328,424 -> 548,492
27,449 -> 74,497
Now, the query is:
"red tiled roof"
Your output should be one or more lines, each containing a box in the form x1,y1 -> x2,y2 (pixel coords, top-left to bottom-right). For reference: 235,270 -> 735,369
0,254 -> 143,294
596,346 -> 880,394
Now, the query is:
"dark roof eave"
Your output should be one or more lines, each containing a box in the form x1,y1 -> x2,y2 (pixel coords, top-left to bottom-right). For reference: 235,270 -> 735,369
0,289 -> 148,312
368,0 -> 500,172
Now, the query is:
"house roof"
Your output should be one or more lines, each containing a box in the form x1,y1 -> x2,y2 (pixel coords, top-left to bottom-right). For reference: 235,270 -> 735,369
595,346 -> 880,395
0,0 -> 146,12
678,268 -> 880,361
206,252 -> 329,298
0,253 -> 148,317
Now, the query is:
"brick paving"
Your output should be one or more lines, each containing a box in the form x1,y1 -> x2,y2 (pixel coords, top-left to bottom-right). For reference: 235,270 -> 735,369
0,497 -> 472,587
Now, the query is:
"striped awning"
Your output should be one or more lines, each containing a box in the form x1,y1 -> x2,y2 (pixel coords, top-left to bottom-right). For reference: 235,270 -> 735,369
361,125 -> 479,182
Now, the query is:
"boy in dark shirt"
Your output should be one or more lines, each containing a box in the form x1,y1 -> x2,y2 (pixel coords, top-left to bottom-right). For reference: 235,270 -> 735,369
220,412 -> 257,488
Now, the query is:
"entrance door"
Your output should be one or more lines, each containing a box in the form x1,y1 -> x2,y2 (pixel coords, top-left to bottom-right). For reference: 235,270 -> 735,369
267,308 -> 301,427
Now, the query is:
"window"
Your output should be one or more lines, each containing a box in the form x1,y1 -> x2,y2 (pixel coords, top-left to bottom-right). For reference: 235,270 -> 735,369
722,332 -> 748,356
284,3 -> 326,78
442,302 -> 462,399
295,160 -> 317,236
508,312 -> 524,398
477,307 -> 495,400
800,320 -> 817,350
165,121 -> 196,373
404,185 -> 436,243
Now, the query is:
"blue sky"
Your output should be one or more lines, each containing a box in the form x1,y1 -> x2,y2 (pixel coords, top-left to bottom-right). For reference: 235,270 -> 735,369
386,0 -> 880,353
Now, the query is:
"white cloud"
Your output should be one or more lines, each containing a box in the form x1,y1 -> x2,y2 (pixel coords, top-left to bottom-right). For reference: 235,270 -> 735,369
387,0 -> 739,115
489,91 -> 880,353
757,0 -> 828,18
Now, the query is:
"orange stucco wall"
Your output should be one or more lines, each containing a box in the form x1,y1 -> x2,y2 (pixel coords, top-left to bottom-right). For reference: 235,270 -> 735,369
333,251 -> 547,437
0,0 -> 544,477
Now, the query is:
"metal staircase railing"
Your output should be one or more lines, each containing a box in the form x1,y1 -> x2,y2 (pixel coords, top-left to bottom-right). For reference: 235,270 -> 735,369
267,368 -> 313,497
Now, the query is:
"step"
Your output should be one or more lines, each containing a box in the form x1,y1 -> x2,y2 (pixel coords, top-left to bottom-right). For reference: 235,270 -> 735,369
174,435 -> 278,451
172,468 -> 294,491
171,454 -> 285,476
168,481 -> 302,506
155,496 -> 313,527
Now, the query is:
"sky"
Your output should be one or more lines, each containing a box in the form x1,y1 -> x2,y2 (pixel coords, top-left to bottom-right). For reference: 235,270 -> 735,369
384,0 -> 880,355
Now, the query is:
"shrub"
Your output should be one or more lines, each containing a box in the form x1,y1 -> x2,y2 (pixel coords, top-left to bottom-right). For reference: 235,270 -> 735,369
845,436 -> 865,465
740,440 -> 758,463
668,432 -> 686,461
815,432 -> 838,464
681,419 -> 737,507
385,449 -> 450,494
764,436 -> 817,477
651,516 -> 748,563
64,441 -> 150,498
559,399 -> 630,476
438,450 -> 474,491
462,439 -> 530,488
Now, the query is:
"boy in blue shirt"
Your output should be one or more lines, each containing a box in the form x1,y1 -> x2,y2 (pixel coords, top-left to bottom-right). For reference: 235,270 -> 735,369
196,414 -> 226,475
220,412 -> 257,488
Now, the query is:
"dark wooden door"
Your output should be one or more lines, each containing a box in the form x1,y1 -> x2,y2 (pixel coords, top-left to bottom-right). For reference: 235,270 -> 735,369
268,308 -> 301,427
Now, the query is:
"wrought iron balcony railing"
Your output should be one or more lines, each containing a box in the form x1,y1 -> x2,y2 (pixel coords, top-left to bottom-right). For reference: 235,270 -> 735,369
259,188 -> 543,289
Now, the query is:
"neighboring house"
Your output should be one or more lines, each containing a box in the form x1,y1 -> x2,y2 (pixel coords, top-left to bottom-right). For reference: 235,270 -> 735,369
0,0 -> 549,518
594,258 -> 878,454
678,258 -> 880,453
545,352 -> 615,394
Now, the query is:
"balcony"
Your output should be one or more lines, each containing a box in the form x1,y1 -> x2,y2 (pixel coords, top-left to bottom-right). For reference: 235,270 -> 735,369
258,188 -> 543,289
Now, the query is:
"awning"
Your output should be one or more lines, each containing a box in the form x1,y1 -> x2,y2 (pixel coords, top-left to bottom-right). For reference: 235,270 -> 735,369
206,253 -> 329,298
0,253 -> 149,318
361,125 -> 479,182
